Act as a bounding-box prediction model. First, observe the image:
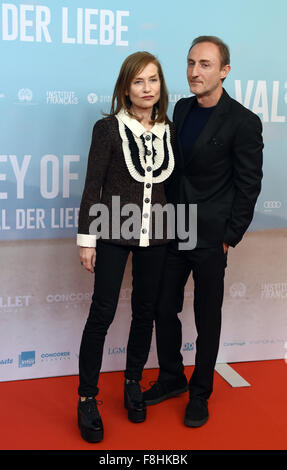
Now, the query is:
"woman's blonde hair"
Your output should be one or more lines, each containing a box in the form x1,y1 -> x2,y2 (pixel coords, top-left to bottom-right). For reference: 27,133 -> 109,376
108,51 -> 169,123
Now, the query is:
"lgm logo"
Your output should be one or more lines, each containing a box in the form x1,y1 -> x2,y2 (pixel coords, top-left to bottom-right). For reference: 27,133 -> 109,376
108,346 -> 126,355
18,350 -> 35,368
108,345 -> 154,355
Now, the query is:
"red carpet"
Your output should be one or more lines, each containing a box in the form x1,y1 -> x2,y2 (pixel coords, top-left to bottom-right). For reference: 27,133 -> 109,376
0,359 -> 286,451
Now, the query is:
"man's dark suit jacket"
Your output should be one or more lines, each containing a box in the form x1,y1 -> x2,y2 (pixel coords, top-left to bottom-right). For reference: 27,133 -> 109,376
166,88 -> 264,248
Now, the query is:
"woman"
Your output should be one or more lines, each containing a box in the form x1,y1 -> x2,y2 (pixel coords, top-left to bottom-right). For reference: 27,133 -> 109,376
77,51 -> 175,443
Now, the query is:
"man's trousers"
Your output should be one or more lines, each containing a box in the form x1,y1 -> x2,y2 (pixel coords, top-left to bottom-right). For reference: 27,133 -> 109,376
155,243 -> 228,399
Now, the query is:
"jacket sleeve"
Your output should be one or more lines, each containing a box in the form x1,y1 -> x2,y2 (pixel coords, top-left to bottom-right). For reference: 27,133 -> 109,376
224,113 -> 263,247
77,119 -> 112,247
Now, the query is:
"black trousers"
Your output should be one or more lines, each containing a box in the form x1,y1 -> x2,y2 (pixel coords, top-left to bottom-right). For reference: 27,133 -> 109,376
155,242 -> 227,399
78,240 -> 167,397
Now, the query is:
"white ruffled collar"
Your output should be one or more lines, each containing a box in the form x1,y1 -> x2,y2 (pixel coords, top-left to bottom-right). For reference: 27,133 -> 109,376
116,108 -> 166,139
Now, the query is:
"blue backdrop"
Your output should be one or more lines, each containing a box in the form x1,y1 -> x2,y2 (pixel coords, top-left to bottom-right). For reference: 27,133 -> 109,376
1,0 -> 286,240
0,0 -> 286,382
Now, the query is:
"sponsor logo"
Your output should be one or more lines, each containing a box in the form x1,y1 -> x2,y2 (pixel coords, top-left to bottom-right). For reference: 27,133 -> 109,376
46,292 -> 92,303
0,358 -> 13,365
107,345 -> 153,355
119,288 -> 132,301
249,339 -> 284,345
108,346 -> 126,355
224,341 -> 245,347
261,282 -> 287,299
15,88 -> 37,105
46,91 -> 78,105
182,342 -> 194,351
87,94 -> 112,104
40,352 -> 70,361
263,201 -> 282,211
229,282 -> 246,298
18,88 -> 33,102
18,351 -> 35,368
87,93 -> 98,104
184,289 -> 193,299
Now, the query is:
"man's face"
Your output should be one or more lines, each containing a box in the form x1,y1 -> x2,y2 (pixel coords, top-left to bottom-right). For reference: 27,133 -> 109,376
187,42 -> 230,99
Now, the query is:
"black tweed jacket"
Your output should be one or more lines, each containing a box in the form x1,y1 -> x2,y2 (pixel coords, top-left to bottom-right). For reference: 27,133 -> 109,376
77,109 -> 175,247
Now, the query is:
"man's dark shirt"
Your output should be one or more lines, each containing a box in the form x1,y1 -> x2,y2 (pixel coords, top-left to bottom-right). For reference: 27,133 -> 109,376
180,100 -> 215,158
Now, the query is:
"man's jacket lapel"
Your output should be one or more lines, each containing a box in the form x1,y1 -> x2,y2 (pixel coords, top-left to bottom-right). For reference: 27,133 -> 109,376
175,89 -> 232,168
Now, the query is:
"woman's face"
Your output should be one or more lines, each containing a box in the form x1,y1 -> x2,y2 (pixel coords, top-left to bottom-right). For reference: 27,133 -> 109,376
127,62 -> 161,114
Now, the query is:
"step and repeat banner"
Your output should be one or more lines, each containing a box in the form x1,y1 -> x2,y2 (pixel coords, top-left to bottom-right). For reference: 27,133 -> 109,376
0,0 -> 286,381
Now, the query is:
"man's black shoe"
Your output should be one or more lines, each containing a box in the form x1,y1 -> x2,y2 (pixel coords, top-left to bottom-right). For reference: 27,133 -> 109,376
78,397 -> 104,443
184,396 -> 209,427
124,380 -> 146,423
143,376 -> 188,405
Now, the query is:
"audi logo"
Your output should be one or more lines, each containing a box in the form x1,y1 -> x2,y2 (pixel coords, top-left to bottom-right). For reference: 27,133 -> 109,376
263,201 -> 282,209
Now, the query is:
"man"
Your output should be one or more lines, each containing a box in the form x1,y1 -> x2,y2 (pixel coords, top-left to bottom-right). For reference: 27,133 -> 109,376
143,36 -> 263,427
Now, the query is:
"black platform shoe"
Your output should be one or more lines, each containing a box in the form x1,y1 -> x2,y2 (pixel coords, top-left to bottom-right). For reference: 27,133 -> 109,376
143,376 -> 188,405
78,397 -> 104,443
124,380 -> 146,423
184,396 -> 209,427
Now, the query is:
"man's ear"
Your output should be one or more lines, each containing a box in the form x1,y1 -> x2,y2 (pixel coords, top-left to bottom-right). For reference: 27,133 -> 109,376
221,64 -> 231,80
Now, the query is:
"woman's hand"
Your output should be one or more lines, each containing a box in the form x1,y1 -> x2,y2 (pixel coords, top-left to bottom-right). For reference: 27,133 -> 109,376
79,247 -> 96,273
223,242 -> 229,254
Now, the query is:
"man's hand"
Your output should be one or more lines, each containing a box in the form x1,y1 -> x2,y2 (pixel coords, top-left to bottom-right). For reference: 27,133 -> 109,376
79,247 -> 96,273
223,242 -> 229,254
